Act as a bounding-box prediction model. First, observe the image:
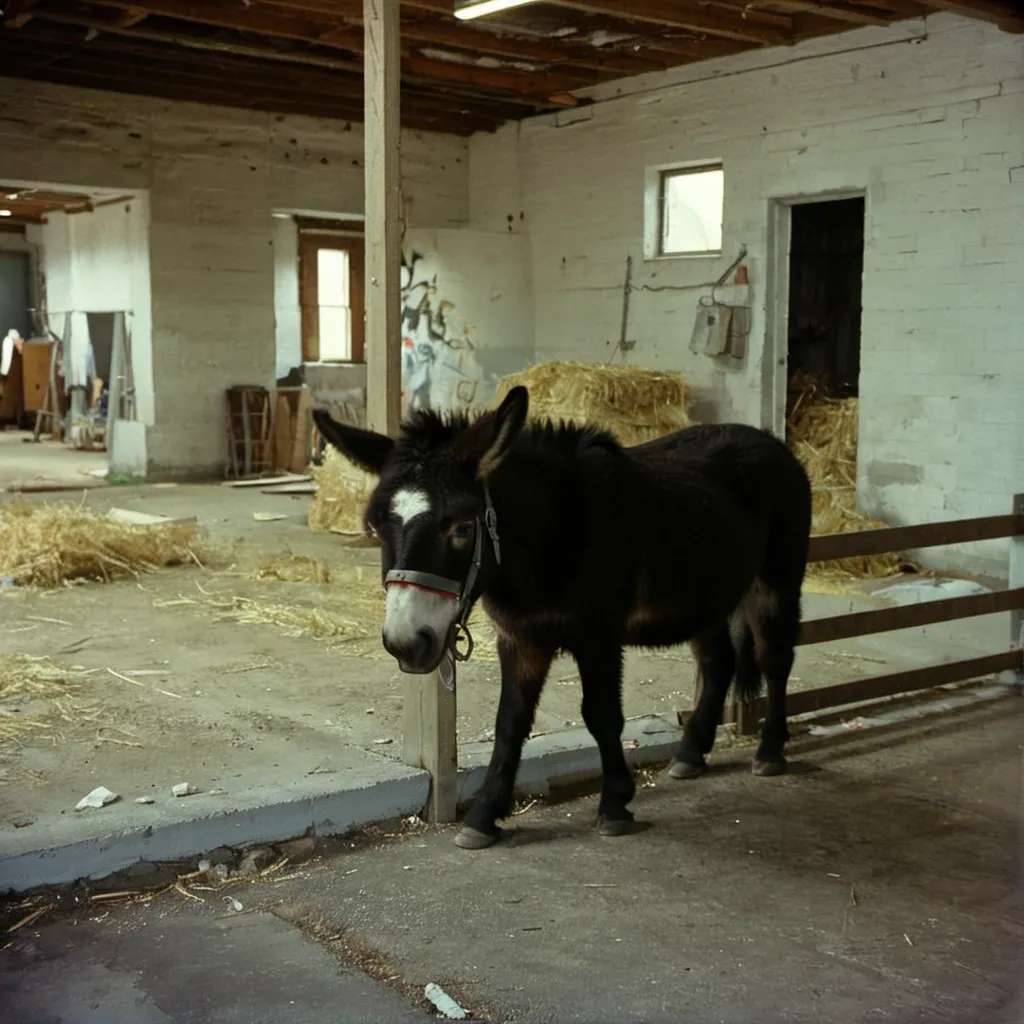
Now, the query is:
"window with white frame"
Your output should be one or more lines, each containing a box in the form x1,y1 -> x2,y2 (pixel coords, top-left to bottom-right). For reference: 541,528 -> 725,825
656,164 -> 724,257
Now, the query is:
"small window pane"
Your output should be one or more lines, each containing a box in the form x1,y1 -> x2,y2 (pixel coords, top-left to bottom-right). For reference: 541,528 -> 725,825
316,248 -> 351,361
318,305 -> 351,361
661,167 -> 724,255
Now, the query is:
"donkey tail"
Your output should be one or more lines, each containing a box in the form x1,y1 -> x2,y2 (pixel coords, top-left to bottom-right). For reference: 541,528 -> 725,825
732,618 -> 762,702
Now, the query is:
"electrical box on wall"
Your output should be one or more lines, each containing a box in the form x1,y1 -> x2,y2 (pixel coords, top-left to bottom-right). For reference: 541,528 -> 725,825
689,299 -> 749,359
690,302 -> 732,355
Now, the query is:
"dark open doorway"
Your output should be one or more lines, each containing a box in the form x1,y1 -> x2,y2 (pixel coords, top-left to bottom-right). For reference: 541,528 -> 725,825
786,196 -> 865,401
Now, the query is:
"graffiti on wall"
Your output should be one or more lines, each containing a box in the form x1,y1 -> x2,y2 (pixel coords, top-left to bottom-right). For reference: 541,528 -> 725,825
400,249 -> 485,414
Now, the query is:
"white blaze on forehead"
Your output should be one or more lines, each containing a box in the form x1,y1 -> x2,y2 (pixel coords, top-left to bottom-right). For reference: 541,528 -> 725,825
391,488 -> 432,525
383,585 -> 459,649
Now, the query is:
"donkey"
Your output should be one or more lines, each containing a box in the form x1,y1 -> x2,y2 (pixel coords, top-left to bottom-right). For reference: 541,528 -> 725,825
313,386 -> 812,850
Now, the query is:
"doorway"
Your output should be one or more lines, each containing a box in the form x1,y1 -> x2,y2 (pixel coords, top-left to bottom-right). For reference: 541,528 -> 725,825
764,192 -> 866,437
786,197 -> 865,403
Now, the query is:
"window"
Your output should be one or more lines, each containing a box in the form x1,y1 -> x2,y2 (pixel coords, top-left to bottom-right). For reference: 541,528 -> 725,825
298,220 -> 365,363
653,164 -> 724,257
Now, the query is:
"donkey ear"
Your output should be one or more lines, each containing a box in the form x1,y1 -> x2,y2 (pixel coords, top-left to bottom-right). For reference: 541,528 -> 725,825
312,409 -> 394,476
454,385 -> 529,479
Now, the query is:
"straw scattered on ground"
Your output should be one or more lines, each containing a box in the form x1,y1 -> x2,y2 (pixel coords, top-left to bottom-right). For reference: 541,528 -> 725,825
787,372 -> 904,579
0,501 -> 207,587
251,554 -> 331,584
493,360 -> 692,447
0,654 -> 91,744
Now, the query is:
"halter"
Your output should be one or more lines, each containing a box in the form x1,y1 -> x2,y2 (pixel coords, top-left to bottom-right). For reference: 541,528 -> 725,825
382,485 -> 501,682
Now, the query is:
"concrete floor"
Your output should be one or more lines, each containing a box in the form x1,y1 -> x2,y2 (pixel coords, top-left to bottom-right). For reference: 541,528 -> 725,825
0,479 -> 1015,891
0,428 -> 107,491
3,695 -> 1021,1024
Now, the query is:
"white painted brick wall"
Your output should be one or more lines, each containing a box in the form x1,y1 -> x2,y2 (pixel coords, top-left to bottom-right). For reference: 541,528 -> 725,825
0,79 -> 469,476
469,13 -> 1024,577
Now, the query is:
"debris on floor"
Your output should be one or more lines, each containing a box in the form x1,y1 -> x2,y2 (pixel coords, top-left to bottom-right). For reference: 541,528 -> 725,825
105,508 -> 196,528
250,554 -> 330,584
252,512 -> 289,522
171,782 -> 199,797
424,982 -> 469,1020
135,795 -> 155,805
75,785 -> 119,810
0,500 -> 208,586
0,654 -> 89,744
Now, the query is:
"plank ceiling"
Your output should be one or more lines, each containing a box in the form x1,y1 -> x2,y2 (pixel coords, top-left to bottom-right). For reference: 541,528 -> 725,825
0,1 -> 1021,136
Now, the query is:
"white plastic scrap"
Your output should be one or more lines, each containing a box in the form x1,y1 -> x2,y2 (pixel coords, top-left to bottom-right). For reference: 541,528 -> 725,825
171,782 -> 198,797
135,795 -> 155,805
424,983 -> 468,1020
75,786 -> 119,811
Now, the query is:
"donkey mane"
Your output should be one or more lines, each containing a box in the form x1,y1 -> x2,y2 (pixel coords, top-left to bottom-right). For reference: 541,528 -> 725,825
396,406 -> 623,467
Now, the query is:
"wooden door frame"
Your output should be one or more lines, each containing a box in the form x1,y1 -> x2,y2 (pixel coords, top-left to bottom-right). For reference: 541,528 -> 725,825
298,219 -> 366,364
763,188 -> 866,440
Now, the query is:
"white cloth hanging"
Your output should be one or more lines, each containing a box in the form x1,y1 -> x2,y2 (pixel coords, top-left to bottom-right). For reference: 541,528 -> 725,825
1,330 -> 22,377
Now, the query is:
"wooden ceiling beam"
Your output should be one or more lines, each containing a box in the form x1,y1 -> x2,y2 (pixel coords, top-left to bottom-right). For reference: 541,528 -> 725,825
397,17 -> 665,76
0,57 -> 498,133
910,0 -> 1024,32
755,1 -> 891,24
3,0 -> 43,28
1,26 -> 537,122
23,1 -> 586,103
538,0 -> 794,45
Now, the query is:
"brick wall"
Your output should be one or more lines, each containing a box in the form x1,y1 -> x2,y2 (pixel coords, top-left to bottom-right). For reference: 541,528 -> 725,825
0,79 -> 469,477
469,13 -> 1024,577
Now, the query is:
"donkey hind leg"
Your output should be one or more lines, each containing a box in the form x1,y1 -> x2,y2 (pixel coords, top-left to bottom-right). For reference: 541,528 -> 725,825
575,641 -> 638,836
456,636 -> 553,850
747,584 -> 800,777
669,623 -> 736,780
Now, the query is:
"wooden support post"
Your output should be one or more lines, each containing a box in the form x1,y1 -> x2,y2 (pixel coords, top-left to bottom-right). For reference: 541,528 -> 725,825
364,0 -> 457,822
363,0 -> 401,438
403,659 -> 458,823
1008,493 -> 1024,687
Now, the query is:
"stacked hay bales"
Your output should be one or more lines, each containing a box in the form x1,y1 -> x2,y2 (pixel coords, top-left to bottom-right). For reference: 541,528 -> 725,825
786,372 -> 902,578
492,360 -> 691,446
309,361 -> 693,534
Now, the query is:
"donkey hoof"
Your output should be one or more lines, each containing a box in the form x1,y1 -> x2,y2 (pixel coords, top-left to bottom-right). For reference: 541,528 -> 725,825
597,815 -> 636,837
752,757 -> 787,777
668,758 -> 707,780
454,825 -> 501,850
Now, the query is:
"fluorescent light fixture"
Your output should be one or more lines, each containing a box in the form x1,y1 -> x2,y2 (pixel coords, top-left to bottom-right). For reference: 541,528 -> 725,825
454,0 -> 540,21
0,210 -> 11,217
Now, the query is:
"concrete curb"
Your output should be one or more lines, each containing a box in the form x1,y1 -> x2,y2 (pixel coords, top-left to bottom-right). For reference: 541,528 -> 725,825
0,714 -> 680,895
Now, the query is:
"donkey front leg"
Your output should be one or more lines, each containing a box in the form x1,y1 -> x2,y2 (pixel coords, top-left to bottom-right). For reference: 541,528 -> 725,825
575,640 -> 637,836
456,636 -> 553,850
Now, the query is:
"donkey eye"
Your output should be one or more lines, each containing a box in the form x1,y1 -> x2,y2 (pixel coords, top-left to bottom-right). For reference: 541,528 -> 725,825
451,520 -> 474,540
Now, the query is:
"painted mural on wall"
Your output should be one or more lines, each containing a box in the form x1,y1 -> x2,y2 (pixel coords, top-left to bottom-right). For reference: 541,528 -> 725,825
400,249 -> 485,414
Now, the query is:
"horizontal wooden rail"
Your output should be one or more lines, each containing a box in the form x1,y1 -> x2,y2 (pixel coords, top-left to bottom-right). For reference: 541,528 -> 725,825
807,513 -> 1022,563
736,649 -> 1022,724
798,587 -> 1024,646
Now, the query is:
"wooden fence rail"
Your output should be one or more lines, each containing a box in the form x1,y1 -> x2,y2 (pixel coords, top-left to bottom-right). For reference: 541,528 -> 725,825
405,494 -> 1024,821
729,493 -> 1024,736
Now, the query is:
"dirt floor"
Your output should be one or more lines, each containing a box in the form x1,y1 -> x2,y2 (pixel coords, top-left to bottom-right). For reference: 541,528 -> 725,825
3,695 -> 1021,1024
0,465 -> 1013,842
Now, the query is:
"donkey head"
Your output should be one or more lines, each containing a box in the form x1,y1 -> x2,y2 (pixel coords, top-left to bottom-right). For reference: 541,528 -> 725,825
313,386 -> 529,674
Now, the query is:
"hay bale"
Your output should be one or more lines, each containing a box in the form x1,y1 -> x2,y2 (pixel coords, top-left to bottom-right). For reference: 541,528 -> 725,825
308,448 -> 376,535
0,501 -> 205,587
786,372 -> 903,578
493,360 -> 691,447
